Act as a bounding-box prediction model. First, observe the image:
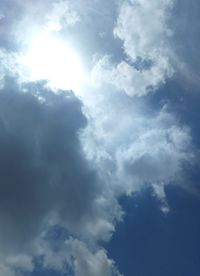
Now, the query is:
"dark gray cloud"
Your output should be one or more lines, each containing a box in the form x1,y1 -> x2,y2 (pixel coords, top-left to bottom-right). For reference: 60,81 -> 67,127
0,80 -> 99,253
0,79 -> 121,276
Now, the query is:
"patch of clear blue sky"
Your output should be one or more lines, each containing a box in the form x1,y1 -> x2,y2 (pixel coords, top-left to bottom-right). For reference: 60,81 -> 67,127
107,185 -> 200,276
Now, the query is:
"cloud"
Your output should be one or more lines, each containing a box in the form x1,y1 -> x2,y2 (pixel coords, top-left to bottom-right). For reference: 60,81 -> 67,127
66,238 -> 121,276
0,75 -> 191,275
45,0 -> 80,31
0,82 -> 88,246
81,90 -> 194,210
115,113 -> 193,212
0,0 -> 80,49
0,1 -> 198,275
0,50 -> 18,85
91,55 -> 174,96
44,237 -> 121,276
91,0 -> 175,96
0,80 -> 122,275
114,0 -> 173,61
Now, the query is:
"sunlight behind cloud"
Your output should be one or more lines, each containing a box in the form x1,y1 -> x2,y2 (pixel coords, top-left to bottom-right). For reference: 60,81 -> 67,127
20,34 -> 86,92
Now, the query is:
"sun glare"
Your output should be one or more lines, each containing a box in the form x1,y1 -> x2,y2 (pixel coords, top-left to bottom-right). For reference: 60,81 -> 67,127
20,34 -> 85,92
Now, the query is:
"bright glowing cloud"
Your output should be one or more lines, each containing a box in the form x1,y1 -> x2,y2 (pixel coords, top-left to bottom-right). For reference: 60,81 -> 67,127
19,34 -> 86,92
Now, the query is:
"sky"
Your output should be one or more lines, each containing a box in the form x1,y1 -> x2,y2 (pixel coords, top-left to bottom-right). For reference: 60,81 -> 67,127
0,0 -> 200,275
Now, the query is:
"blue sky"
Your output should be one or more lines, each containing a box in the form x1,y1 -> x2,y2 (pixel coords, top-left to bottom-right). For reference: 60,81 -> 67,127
107,185 -> 200,276
0,1 -> 199,276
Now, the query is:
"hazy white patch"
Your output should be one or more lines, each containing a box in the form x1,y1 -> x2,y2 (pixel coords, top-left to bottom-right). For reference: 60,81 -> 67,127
46,0 -> 80,32
0,14 -> 4,20
11,0 -> 81,41
0,49 -> 19,85
0,265 -> 16,276
5,255 -> 33,273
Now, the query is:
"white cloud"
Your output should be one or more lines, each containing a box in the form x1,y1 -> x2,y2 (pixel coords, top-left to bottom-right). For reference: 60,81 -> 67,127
65,238 -> 122,276
152,182 -> 170,213
114,0 -> 173,61
82,92 -> 193,210
91,55 -> 174,96
45,0 -> 80,32
39,236 -> 122,276
92,0 -> 175,96
116,119 -> 192,188
0,0 -> 81,47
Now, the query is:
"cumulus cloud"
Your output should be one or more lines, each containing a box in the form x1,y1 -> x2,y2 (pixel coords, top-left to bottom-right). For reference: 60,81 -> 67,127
0,75 -> 191,275
91,0 -> 175,96
0,80 -> 122,275
82,91 -> 194,210
39,236 -> 121,276
65,238 -> 121,276
114,0 -> 173,61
